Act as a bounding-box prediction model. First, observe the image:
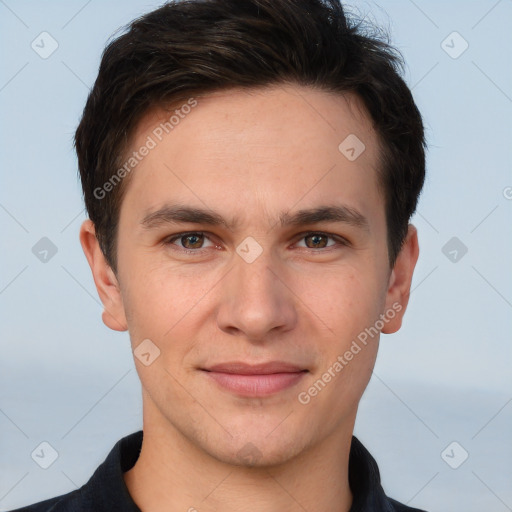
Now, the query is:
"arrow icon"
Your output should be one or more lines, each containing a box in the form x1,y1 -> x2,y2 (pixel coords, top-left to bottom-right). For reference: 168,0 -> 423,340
32,237 -> 58,263
236,236 -> 263,263
31,31 -> 59,59
441,441 -> 468,469
31,441 -> 59,468
338,134 -> 365,161
441,31 -> 468,59
442,236 -> 467,263
134,339 -> 161,366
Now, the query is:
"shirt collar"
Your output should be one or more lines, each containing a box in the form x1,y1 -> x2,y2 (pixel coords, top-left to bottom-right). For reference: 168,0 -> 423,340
348,435 -> 398,511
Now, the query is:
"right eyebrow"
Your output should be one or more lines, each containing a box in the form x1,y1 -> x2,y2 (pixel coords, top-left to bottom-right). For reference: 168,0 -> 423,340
141,204 -> 237,230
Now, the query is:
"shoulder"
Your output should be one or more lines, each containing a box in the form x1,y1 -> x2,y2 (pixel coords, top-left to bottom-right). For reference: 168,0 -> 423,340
389,497 -> 429,512
5,430 -> 143,512
5,488 -> 84,511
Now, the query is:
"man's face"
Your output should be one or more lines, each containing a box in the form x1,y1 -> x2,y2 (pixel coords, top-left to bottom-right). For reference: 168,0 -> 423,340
88,84 -> 414,466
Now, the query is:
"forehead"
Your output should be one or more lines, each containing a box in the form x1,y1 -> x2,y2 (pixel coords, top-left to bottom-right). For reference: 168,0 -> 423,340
119,84 -> 383,227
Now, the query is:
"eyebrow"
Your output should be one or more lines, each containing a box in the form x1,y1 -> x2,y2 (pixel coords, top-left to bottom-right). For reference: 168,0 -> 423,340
140,203 -> 370,232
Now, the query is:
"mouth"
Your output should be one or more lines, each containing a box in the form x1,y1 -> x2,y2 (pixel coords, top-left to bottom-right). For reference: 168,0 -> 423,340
200,361 -> 308,397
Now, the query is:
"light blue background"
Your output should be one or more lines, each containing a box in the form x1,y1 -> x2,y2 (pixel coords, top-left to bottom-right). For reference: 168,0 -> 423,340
1,1 -> 511,511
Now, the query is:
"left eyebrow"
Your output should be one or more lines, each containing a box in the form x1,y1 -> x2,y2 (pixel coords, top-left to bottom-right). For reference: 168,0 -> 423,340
279,205 -> 370,232
140,203 -> 370,232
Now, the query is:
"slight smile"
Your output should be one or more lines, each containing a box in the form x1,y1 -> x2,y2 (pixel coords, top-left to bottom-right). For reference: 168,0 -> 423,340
201,361 -> 309,397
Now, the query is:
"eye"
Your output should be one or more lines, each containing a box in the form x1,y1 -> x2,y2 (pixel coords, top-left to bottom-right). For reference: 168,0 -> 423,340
165,232 -> 217,251
163,230 -> 349,255
294,232 -> 348,250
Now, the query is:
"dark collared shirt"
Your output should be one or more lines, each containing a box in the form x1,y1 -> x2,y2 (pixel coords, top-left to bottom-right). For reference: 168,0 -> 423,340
9,430 -> 428,512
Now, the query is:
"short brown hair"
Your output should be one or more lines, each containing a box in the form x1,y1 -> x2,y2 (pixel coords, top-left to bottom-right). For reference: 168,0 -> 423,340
75,0 -> 426,272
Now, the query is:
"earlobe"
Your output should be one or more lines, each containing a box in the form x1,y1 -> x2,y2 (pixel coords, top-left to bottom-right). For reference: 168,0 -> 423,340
381,224 -> 419,334
79,219 -> 128,332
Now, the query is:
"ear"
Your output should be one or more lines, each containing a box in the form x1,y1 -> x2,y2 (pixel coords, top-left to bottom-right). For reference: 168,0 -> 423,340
79,219 -> 128,332
381,224 -> 419,334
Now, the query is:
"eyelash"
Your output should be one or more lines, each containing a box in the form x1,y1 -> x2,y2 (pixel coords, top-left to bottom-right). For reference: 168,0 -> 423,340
164,231 -> 349,255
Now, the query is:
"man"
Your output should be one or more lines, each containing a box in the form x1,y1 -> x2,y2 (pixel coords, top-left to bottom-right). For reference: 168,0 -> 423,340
11,0 -> 428,510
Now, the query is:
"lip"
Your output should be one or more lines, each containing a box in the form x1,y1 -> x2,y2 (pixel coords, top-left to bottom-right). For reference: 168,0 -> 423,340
204,361 -> 306,375
201,361 -> 308,397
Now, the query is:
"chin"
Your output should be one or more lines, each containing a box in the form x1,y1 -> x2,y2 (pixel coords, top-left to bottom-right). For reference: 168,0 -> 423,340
204,425 -> 310,469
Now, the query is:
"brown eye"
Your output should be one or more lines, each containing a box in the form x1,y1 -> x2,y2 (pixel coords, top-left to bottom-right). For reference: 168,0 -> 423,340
294,232 -> 349,252
180,233 -> 204,249
295,232 -> 343,250
166,232 -> 216,251
304,233 -> 329,249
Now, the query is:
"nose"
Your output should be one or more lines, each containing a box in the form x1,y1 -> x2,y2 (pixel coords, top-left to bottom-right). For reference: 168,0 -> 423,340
216,248 -> 298,342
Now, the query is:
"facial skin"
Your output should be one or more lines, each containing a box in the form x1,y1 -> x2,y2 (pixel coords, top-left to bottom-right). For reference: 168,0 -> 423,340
80,83 -> 419,512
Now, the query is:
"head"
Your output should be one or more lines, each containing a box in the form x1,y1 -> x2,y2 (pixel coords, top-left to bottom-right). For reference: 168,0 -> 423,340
78,0 -> 424,466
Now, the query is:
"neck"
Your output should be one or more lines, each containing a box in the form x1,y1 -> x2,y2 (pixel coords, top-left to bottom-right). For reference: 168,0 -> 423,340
124,400 -> 355,512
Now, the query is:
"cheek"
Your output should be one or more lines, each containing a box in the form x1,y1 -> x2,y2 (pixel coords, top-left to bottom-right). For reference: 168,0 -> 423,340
120,260 -> 218,343
317,265 -> 384,333
305,265 -> 384,395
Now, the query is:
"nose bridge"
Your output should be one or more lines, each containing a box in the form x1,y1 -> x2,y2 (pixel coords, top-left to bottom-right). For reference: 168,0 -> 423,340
233,243 -> 282,310
236,248 -> 275,294
232,230 -> 280,293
